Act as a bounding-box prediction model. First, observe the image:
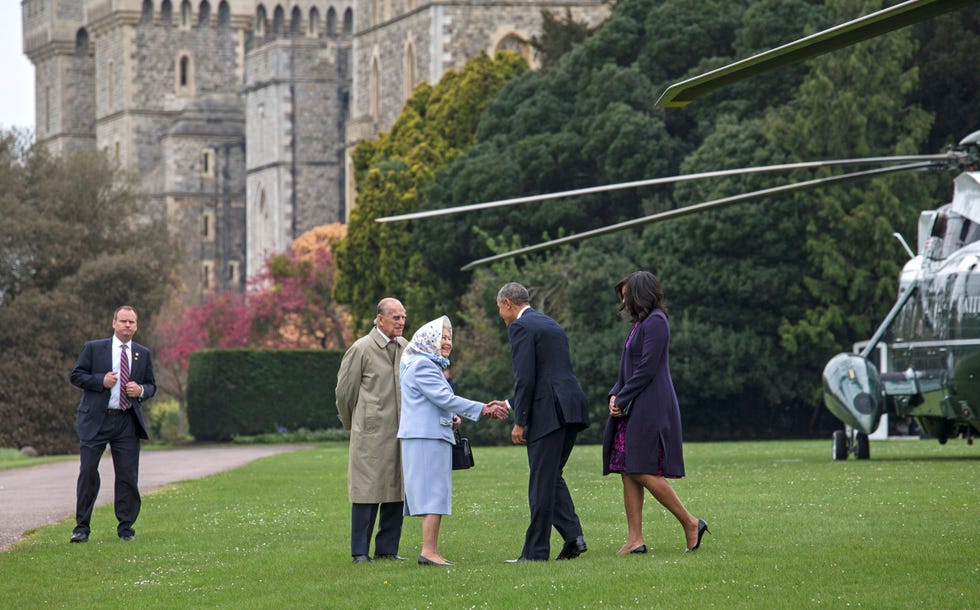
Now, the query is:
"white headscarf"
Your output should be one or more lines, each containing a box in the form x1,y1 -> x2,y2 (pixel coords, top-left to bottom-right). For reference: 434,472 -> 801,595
400,316 -> 452,372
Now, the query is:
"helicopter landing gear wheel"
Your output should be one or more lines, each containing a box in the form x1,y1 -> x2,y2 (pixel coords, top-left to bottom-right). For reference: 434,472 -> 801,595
832,430 -> 848,460
855,433 -> 870,460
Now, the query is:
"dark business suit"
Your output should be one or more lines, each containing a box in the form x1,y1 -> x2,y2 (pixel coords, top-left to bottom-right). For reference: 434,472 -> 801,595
507,308 -> 589,560
70,337 -> 155,538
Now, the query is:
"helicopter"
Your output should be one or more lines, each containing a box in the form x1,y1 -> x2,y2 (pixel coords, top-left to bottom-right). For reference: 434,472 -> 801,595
377,0 -> 980,459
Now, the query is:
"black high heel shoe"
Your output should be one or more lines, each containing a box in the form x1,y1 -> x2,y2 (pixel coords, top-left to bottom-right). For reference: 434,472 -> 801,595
685,519 -> 710,552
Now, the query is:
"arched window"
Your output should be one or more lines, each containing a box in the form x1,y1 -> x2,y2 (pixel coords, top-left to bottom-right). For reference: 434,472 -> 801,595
141,0 -> 154,24
44,86 -> 51,133
370,56 -> 381,119
75,28 -> 89,56
495,33 -> 533,65
107,60 -> 115,109
272,6 -> 285,36
255,5 -> 267,36
290,6 -> 301,35
403,41 -> 415,102
342,8 -> 353,34
198,0 -> 210,25
218,1 -> 230,27
326,7 -> 337,36
308,7 -> 320,37
180,0 -> 192,28
161,0 -> 173,24
177,53 -> 194,95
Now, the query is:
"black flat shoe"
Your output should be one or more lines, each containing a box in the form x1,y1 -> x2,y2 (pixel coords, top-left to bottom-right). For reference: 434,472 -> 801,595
418,555 -> 453,566
685,519 -> 710,552
628,544 -> 648,554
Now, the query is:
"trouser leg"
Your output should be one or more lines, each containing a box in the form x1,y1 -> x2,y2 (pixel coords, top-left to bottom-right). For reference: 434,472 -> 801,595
110,413 -> 141,538
351,503 -> 379,556
75,440 -> 107,535
374,501 -> 404,555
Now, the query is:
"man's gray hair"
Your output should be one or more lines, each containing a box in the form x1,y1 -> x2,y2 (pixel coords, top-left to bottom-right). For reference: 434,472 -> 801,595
377,297 -> 402,316
497,282 -> 529,305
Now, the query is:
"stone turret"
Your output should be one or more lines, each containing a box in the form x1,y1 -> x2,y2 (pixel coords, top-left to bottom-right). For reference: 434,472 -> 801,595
23,0 -> 96,154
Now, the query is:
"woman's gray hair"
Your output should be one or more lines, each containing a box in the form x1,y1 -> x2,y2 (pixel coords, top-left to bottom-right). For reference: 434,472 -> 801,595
497,282 -> 529,305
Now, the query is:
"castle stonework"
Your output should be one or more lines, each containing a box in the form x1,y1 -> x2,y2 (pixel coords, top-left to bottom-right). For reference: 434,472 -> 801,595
23,0 -> 608,301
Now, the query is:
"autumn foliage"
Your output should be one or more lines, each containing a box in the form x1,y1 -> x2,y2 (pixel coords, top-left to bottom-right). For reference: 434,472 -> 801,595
153,223 -> 352,402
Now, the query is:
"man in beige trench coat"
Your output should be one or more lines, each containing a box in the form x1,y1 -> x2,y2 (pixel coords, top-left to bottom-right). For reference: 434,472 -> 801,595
336,298 -> 408,563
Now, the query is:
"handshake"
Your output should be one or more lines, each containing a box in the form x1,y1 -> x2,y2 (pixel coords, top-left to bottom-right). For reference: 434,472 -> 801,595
481,399 -> 509,419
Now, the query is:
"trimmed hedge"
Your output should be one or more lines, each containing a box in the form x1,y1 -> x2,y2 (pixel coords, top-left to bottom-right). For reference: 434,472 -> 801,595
187,348 -> 345,441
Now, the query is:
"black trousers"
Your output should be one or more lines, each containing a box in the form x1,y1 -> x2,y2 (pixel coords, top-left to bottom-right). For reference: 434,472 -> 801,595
75,410 -> 141,538
522,425 -> 584,560
351,501 -> 404,556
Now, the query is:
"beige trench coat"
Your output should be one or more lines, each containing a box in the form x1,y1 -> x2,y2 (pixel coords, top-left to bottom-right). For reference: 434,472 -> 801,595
336,329 -> 406,504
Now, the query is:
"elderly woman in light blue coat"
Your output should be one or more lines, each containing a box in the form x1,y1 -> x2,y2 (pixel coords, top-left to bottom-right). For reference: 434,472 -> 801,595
399,316 -> 506,566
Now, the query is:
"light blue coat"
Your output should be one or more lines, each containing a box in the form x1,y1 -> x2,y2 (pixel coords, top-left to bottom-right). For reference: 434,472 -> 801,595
398,356 -> 483,441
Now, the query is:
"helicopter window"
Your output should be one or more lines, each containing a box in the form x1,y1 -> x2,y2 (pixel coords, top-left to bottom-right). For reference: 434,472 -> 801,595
941,215 -> 965,258
960,219 -> 980,248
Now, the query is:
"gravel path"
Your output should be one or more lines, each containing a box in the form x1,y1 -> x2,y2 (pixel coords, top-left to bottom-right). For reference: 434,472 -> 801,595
0,445 -> 309,550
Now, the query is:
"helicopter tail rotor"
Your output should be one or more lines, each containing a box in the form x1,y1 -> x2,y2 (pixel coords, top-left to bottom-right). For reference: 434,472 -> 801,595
822,352 -> 884,436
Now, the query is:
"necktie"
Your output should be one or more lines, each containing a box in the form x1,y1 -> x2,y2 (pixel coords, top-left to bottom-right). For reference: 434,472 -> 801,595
386,339 -> 397,364
119,343 -> 130,410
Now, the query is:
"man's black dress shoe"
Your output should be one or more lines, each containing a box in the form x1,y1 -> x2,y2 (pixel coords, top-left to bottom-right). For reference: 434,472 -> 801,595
418,555 -> 453,566
504,556 -> 544,563
555,535 -> 588,560
374,554 -> 406,561
119,535 -> 135,542
69,532 -> 88,543
352,554 -> 373,563
685,519 -> 710,552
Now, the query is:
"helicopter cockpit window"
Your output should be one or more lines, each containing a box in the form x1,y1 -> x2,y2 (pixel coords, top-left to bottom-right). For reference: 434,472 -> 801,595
938,213 -> 979,259
924,211 -> 948,260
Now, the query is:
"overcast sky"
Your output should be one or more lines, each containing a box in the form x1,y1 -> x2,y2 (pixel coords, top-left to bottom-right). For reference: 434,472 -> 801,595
1,3 -> 36,131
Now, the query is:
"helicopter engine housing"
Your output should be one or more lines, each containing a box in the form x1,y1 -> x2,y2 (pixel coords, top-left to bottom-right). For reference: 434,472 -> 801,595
822,352 -> 884,434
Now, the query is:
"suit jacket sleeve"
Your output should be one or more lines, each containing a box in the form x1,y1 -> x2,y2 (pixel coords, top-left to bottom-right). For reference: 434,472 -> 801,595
70,341 -> 107,393
508,321 -> 534,428
135,344 -> 156,399
413,360 -> 484,422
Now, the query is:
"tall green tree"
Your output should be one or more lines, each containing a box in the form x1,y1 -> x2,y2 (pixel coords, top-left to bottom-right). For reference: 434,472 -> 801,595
333,52 -> 527,333
0,133 -> 179,454
773,0 -> 935,363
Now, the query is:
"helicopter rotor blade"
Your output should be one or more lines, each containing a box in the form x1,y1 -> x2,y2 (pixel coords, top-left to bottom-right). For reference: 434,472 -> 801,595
376,154 -> 952,223
460,161 -> 937,271
656,0 -> 978,107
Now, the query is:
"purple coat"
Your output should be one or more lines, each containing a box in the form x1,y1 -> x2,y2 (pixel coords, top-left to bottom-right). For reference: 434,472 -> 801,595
602,309 -> 685,478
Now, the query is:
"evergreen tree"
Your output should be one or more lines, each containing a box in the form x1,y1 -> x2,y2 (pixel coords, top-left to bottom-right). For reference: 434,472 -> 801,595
333,52 -> 527,332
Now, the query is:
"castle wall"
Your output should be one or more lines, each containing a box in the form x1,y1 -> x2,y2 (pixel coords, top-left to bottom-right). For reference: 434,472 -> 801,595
22,0 -> 609,301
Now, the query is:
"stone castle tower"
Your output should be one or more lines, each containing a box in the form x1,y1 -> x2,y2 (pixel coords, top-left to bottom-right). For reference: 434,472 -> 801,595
22,0 -> 608,302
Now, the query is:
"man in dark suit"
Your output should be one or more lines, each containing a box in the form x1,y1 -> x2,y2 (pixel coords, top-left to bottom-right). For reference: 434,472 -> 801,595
497,282 -> 590,562
69,305 -> 155,543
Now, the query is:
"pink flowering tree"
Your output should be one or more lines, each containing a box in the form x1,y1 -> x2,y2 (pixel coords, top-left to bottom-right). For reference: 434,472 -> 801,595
153,224 -> 352,407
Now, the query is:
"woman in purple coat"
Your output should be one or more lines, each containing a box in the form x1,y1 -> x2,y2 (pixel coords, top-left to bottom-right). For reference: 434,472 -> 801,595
603,271 -> 709,554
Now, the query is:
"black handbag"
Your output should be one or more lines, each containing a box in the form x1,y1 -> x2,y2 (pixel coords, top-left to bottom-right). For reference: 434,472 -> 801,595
619,399 -> 634,417
451,428 -> 474,470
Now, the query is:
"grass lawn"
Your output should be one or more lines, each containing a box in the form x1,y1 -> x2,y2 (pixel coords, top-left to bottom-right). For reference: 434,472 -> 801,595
0,439 -> 976,608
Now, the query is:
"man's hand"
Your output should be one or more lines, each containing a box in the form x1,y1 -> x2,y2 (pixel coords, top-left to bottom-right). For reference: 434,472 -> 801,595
511,424 -> 526,445
103,371 -> 118,389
